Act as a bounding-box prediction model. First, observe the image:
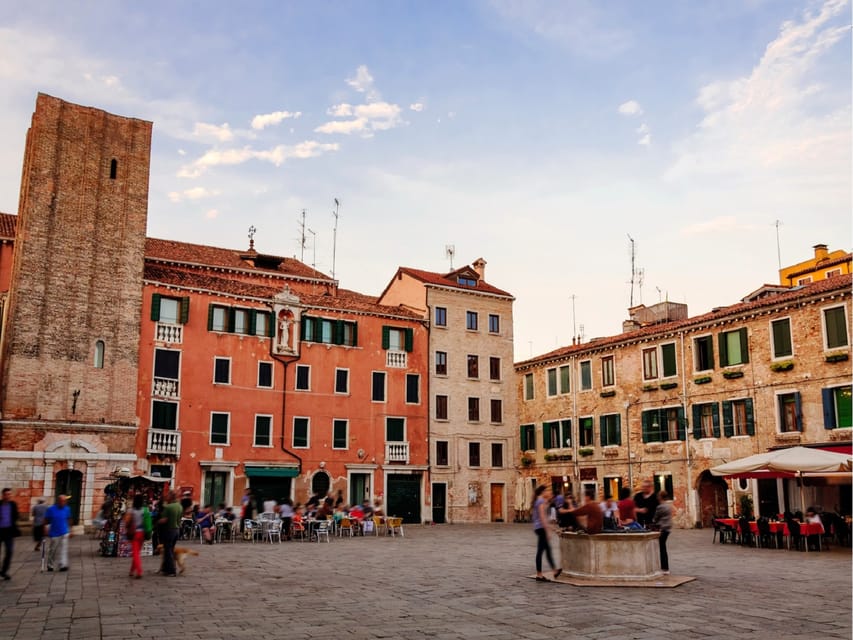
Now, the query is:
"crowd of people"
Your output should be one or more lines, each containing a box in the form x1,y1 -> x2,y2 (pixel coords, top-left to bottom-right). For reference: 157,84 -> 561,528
531,478 -> 674,581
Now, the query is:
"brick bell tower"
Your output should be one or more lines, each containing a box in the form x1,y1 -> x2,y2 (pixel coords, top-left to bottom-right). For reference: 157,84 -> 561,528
1,94 -> 152,428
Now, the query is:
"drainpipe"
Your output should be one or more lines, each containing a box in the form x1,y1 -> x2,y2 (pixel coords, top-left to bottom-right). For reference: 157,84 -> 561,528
625,398 -> 634,490
269,352 -> 302,473
680,330 -> 694,526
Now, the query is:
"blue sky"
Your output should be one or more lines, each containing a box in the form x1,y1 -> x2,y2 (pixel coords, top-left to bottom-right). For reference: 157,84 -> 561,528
0,1 -> 849,359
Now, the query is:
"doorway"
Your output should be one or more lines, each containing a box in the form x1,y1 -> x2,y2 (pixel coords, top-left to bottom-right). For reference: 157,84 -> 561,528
386,474 -> 421,524
697,470 -> 729,526
432,483 -> 446,524
490,484 -> 504,522
55,469 -> 83,525
350,473 -> 371,507
203,471 -> 228,508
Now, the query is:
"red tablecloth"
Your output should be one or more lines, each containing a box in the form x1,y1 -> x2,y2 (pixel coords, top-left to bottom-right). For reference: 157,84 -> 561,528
715,518 -> 823,536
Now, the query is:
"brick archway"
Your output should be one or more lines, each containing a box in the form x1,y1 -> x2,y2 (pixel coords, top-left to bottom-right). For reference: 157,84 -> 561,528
696,470 -> 728,527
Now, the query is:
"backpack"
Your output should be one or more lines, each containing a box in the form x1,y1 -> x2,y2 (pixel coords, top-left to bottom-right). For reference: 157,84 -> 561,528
142,507 -> 153,540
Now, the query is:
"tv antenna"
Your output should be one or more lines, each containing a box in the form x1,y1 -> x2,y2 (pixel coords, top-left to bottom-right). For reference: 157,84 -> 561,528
627,234 -> 637,307
445,244 -> 456,269
307,228 -> 317,269
637,268 -> 645,304
570,294 -> 577,344
331,198 -> 340,280
774,220 -> 783,271
298,209 -> 307,262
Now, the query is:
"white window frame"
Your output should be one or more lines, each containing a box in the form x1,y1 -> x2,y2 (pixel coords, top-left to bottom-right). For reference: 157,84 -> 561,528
435,394 -> 449,421
546,367 -> 558,397
642,347 -> 658,381
335,368 -> 350,395
467,397 -> 481,423
209,411 -> 231,446
524,372 -> 534,401
769,316 -> 794,361
434,306 -> 447,328
660,341 -> 678,379
148,463 -> 174,480
489,398 -> 503,425
158,297 -> 180,325
579,360 -> 592,391
292,416 -> 310,449
257,361 -> 274,389
466,310 -> 479,331
601,355 -> 615,388
488,313 -> 500,334
406,373 -> 420,405
295,364 -> 311,391
693,333 -> 714,373
150,399 -> 180,430
213,356 -> 232,385
233,308 -> 251,335
435,440 -> 450,466
435,351 -> 448,376
578,415 -> 594,447
489,356 -> 502,382
371,371 -> 387,403
775,390 -> 800,434
253,414 -> 274,448
332,419 -> 349,450
558,365 -> 571,395
821,303 -> 849,351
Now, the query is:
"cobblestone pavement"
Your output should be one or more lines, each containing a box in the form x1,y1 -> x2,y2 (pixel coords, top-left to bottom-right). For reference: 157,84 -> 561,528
0,526 -> 849,640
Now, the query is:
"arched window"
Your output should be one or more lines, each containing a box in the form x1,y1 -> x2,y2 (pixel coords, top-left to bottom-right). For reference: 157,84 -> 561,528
94,340 -> 105,369
110,159 -> 118,180
311,470 -> 330,497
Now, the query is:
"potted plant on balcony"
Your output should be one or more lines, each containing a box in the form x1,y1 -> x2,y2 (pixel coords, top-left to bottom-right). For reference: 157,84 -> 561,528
770,360 -> 794,372
826,351 -> 849,363
578,447 -> 594,457
520,453 -> 534,467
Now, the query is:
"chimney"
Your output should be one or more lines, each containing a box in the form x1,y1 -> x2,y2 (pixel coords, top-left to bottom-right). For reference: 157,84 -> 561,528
813,244 -> 829,262
472,257 -> 487,280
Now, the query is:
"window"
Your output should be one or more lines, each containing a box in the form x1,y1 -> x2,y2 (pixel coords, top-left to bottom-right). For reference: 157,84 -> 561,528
467,355 -> 479,378
94,340 -> 105,369
210,412 -> 230,445
151,294 -> 189,324
692,403 -> 720,439
777,393 -> 801,433
654,474 -> 674,499
642,348 -> 658,380
600,414 -> 621,446
488,314 -> 500,333
771,318 -> 793,359
547,368 -> 558,397
469,442 -> 481,467
721,398 -> 755,436
542,420 -> 571,449
311,470 -> 330,496
149,464 -> 172,479
559,365 -> 571,394
489,357 -> 501,381
436,441 -> 449,466
435,395 -> 449,420
110,158 -> 118,179
661,343 -> 677,378
798,276 -> 813,285
435,351 -> 448,376
292,417 -> 309,448
823,386 -> 852,429
824,306 -> 849,349
154,348 -> 180,380
458,276 -> 477,287
468,397 -> 480,422
406,374 -> 420,404
435,306 -> 447,327
642,407 -> 686,443
466,311 -> 478,331
151,400 -> 178,430
826,269 -> 842,278
601,356 -> 615,387
578,417 -> 594,447
491,443 -> 503,468
520,424 -> 536,451
720,328 -> 749,367
254,415 -> 272,447
233,309 -> 250,335
580,361 -> 592,390
302,317 -> 358,346
332,419 -> 348,449
258,361 -> 273,388
213,357 -> 231,384
382,326 -> 413,352
335,369 -> 349,394
490,399 -> 502,424
254,311 -> 271,337
694,335 -> 714,371
295,365 -> 310,391
524,373 -> 534,400
372,372 -> 386,402
386,417 -> 405,442
209,305 -> 228,332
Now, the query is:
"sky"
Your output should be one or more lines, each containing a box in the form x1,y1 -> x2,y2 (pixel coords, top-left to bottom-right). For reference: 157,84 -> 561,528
0,1 -> 850,360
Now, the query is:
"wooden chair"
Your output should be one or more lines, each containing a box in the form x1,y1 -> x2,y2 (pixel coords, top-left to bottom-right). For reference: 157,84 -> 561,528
387,517 -> 404,537
372,516 -> 386,537
338,517 -> 354,538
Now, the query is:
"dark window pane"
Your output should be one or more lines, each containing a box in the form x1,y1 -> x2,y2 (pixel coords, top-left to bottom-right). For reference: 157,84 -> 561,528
372,372 -> 386,401
436,441 -> 449,466
406,374 -> 419,403
210,413 -> 229,444
489,357 -> 501,381
152,401 -> 177,430
296,365 -> 310,390
490,399 -> 502,423
214,358 -> 230,384
293,417 -> 309,447
154,349 -> 179,379
468,397 -> 480,421
336,369 -> 349,393
467,355 -> 479,378
468,442 -> 480,467
254,416 -> 271,446
386,418 -> 405,441
333,420 -> 348,449
436,395 -> 448,420
258,362 -> 273,387
491,443 -> 503,467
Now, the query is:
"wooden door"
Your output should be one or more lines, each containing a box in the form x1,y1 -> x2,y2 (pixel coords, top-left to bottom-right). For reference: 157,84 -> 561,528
490,484 -> 503,522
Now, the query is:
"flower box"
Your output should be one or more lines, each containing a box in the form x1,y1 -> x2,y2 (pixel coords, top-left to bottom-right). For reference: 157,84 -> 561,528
770,360 -> 794,372
694,376 -> 712,385
660,382 -> 678,390
599,390 -> 616,398
826,352 -> 849,363
642,384 -> 658,392
578,448 -> 594,457
722,370 -> 744,379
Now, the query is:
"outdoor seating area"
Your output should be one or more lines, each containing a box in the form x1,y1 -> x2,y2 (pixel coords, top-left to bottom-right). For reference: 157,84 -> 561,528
227,513 -> 404,543
711,513 -> 851,552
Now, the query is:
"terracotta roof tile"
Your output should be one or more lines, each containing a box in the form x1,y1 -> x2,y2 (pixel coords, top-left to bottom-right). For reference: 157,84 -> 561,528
516,273 -> 852,368
396,266 -> 513,298
0,212 -> 16,238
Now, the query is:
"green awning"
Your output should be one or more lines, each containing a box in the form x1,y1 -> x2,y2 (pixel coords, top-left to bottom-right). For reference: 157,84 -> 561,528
244,466 -> 299,478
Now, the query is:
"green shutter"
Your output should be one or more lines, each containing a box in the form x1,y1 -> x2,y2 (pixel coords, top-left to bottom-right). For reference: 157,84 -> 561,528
404,328 -> 414,352
614,414 -> 622,446
520,425 -> 526,450
150,294 -> 161,321
692,405 -> 702,439
722,401 -> 734,437
351,323 -> 358,347
712,403 -> 721,438
543,423 -> 553,449
267,312 -> 274,337
677,407 -> 686,441
334,320 -> 344,345
180,297 -> 190,324
739,328 -> 749,364
228,308 -> 235,333
641,411 -> 651,443
300,315 -> 309,340
718,332 -> 728,367
207,304 -> 215,331
381,326 -> 390,350
794,392 -> 803,431
822,388 -> 836,428
248,310 -> 257,335
745,398 -> 755,436
661,343 -> 677,377
599,416 -> 607,447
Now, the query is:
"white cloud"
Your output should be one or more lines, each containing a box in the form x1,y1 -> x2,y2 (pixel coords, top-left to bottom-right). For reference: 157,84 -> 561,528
316,101 -> 403,136
192,122 -> 234,142
618,100 -> 643,116
250,110 -> 302,130
409,103 -> 425,112
346,64 -> 380,101
636,123 -> 651,146
168,186 -> 221,203
179,141 -> 340,176
177,149 -> 186,156
680,216 -> 758,236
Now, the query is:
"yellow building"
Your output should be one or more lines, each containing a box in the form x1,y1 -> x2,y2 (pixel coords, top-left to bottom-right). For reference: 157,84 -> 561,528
779,244 -> 851,286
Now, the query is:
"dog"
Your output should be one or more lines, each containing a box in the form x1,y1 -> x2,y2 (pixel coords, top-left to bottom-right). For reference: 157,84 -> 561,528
154,545 -> 200,574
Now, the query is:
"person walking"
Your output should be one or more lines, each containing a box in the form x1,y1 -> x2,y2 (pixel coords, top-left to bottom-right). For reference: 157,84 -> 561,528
633,479 -> 659,528
653,490 -> 674,575
158,491 -> 182,577
125,494 -> 145,578
532,485 -> 561,582
0,488 -> 21,580
44,494 -> 72,572
31,498 -> 48,551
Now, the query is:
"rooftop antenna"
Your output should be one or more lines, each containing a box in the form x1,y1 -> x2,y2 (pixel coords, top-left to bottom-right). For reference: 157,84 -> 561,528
307,228 -> 317,269
774,220 -> 783,272
627,234 -> 637,307
445,244 -> 456,269
248,225 -> 256,251
637,268 -> 645,304
655,286 -> 662,303
331,198 -> 340,280
579,323 -> 585,343
298,209 -> 307,262
570,294 -> 577,344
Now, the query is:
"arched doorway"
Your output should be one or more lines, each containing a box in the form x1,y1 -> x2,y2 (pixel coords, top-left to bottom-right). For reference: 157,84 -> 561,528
696,470 -> 728,527
55,469 -> 83,525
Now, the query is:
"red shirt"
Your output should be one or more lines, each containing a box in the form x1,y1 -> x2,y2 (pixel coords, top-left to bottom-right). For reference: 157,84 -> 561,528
573,503 -> 603,534
618,498 -> 636,522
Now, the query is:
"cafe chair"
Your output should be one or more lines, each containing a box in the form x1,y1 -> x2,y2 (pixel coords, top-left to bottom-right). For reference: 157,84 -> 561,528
315,520 -> 331,543
291,521 -> 306,542
785,518 -> 805,551
387,517 -> 404,537
372,516 -> 387,537
712,517 -> 735,544
267,520 -> 282,544
755,517 -> 775,549
738,517 -> 755,547
338,517 -> 354,538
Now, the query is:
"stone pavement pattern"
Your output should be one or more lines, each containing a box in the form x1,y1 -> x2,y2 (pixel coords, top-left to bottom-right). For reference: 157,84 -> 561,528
0,526 -> 849,640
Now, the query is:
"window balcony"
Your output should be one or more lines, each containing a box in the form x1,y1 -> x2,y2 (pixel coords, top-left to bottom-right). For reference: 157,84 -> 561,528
147,429 -> 181,456
386,350 -> 407,368
153,377 -> 179,399
385,441 -> 410,463
155,322 -> 183,344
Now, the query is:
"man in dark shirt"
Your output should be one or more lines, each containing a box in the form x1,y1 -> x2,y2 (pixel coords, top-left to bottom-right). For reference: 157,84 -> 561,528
0,488 -> 21,580
565,490 -> 603,534
633,479 -> 659,528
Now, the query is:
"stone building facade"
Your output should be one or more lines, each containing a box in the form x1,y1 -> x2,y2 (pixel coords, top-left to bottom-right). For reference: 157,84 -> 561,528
515,273 -> 852,528
379,259 -> 518,523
